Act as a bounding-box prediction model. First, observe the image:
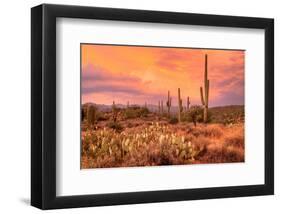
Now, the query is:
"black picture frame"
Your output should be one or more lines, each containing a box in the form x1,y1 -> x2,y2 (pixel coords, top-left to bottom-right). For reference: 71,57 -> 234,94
31,4 -> 274,210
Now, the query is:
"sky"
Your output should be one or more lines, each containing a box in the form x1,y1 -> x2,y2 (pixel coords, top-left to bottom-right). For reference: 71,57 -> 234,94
81,44 -> 244,107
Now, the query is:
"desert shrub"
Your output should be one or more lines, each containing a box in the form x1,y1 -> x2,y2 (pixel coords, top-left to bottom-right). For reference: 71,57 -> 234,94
81,108 -> 86,121
224,127 -> 244,148
185,106 -> 203,126
124,108 -> 138,119
197,142 -> 244,163
139,107 -> 149,117
222,146 -> 244,162
180,112 -> 188,122
225,136 -> 244,147
184,106 -> 212,126
124,106 -> 149,119
162,112 -> 170,118
191,136 -> 211,156
169,117 -> 178,124
192,136 -> 212,147
193,125 -> 223,138
215,113 -> 241,125
209,106 -> 244,124
107,121 -> 123,132
96,111 -> 107,121
81,121 -> 245,168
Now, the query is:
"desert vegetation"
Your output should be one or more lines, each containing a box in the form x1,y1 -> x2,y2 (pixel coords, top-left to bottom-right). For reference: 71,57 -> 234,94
81,118 -> 244,168
81,54 -> 245,169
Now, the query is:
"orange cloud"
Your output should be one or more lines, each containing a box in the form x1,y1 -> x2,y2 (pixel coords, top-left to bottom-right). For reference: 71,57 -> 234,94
81,44 -> 244,107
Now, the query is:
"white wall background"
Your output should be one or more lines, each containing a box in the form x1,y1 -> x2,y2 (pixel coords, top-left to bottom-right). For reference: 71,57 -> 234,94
0,0 -> 279,213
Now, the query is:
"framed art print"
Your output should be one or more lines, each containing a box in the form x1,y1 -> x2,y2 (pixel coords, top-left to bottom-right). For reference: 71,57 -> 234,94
31,4 -> 274,209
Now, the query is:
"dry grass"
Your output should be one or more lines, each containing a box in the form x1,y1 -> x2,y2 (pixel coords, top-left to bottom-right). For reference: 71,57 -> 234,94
81,122 -> 244,168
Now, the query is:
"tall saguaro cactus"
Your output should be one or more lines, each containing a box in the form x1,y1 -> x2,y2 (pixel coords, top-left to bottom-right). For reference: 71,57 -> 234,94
87,105 -> 97,125
166,90 -> 172,117
186,96 -> 190,111
158,101 -> 161,115
112,101 -> 117,122
178,88 -> 183,122
200,54 -> 210,123
161,100 -> 164,115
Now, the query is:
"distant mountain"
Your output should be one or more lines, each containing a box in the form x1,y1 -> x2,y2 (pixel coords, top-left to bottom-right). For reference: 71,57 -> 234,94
209,105 -> 244,111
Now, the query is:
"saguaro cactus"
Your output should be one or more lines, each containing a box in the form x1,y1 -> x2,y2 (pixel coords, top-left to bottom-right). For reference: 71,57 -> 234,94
166,90 -> 172,117
178,88 -> 183,122
87,105 -> 97,125
200,54 -> 210,123
158,101 -> 161,115
186,96 -> 190,111
161,100 -> 164,115
112,101 -> 117,122
127,101 -> 129,108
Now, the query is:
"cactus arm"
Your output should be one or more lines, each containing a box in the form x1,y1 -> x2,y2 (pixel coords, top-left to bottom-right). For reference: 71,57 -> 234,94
200,87 -> 204,105
167,90 -> 171,116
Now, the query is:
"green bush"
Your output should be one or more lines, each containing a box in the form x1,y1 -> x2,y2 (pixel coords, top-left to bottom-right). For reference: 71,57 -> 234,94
124,108 -> 138,119
185,106 -> 203,126
139,107 -> 149,117
96,111 -> 107,121
124,106 -> 149,119
183,105 -> 212,126
215,112 -> 242,125
208,106 -> 244,124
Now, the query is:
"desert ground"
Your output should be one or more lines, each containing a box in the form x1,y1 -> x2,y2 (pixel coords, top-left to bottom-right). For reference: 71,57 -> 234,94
81,104 -> 244,169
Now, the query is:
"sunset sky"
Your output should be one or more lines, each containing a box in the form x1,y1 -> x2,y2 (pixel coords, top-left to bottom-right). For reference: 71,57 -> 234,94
81,44 -> 244,107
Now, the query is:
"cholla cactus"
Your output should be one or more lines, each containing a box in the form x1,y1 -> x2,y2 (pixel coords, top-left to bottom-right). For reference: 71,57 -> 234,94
178,88 -> 183,122
200,54 -> 210,123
